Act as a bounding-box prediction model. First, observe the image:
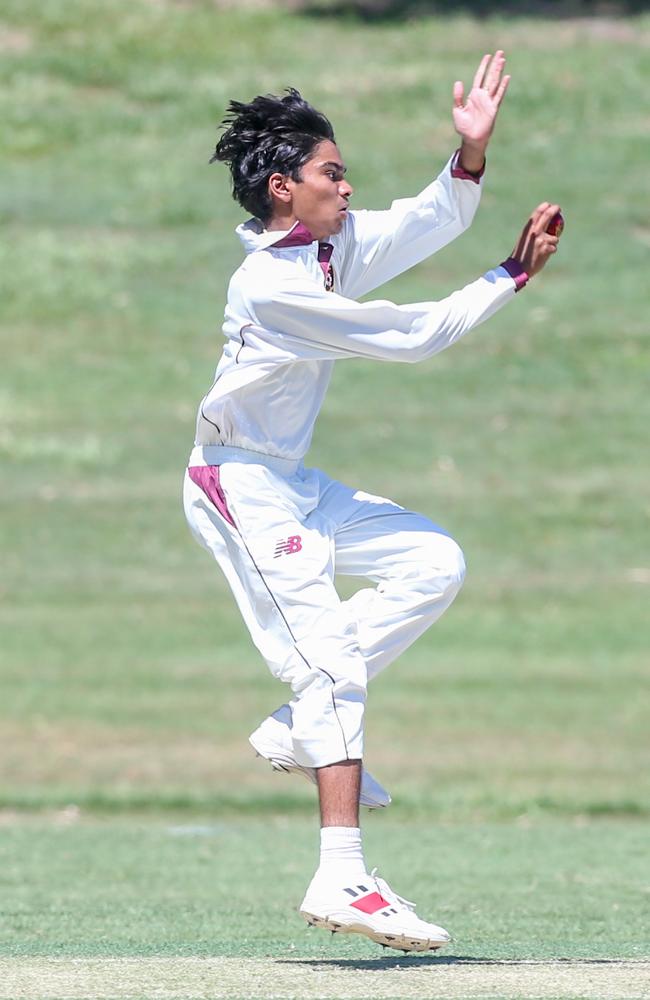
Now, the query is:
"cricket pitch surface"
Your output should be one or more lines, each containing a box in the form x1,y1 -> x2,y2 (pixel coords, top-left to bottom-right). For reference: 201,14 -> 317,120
1,957 -> 649,999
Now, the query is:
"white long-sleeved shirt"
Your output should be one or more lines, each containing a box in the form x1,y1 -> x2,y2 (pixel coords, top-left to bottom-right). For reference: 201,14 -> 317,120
191,151 -> 520,465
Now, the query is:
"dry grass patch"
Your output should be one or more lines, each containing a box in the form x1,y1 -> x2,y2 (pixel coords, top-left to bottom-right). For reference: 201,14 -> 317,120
0,24 -> 32,53
1,957 -> 649,1000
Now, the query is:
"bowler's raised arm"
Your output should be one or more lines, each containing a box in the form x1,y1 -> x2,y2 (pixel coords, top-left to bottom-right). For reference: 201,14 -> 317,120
452,50 -> 511,174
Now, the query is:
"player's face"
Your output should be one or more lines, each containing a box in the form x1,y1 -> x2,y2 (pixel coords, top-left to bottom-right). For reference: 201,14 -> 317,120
288,140 -> 353,240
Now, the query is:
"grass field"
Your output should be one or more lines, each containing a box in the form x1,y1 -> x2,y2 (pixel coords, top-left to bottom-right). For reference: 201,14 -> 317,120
1,815 -> 649,998
1,1 -> 649,997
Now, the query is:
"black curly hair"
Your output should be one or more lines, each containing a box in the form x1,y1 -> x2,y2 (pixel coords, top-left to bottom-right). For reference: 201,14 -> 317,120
211,88 -> 335,223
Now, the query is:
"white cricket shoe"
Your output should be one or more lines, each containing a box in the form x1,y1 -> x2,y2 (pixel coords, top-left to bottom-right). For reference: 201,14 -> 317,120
299,868 -> 451,953
249,705 -> 391,809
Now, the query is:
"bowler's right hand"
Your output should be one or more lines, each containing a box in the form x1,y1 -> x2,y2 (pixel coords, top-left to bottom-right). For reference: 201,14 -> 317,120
511,203 -> 562,277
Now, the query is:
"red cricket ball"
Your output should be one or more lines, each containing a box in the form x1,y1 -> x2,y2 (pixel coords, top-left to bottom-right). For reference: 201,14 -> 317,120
547,211 -> 565,237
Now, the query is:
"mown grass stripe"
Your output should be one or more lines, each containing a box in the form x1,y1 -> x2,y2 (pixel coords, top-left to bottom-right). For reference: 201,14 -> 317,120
1,791 -> 648,820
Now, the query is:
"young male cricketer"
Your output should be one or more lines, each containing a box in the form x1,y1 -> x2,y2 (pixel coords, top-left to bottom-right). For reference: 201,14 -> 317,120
184,51 -> 561,952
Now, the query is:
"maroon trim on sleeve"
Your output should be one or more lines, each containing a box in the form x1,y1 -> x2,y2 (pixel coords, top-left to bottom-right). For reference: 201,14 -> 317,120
450,148 -> 485,184
500,257 -> 530,292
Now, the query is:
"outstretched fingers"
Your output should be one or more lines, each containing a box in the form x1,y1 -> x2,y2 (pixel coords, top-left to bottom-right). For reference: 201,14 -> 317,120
472,53 -> 491,90
472,51 -> 507,95
455,54 -> 508,111
494,73 -> 511,108
453,49 -> 510,146
484,50 -> 506,96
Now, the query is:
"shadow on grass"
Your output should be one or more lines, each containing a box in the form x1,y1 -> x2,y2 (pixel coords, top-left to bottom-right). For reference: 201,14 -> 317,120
277,956 -> 631,969
298,0 -> 649,21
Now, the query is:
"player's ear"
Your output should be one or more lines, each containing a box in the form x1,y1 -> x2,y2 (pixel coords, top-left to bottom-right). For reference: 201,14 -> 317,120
268,172 -> 292,205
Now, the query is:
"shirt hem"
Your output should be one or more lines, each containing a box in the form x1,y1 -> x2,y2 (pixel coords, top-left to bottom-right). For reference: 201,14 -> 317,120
188,444 -> 301,475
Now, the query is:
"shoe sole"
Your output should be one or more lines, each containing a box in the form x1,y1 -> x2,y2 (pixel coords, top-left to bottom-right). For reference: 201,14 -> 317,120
251,745 -> 315,780
299,908 -> 449,953
249,737 -> 390,810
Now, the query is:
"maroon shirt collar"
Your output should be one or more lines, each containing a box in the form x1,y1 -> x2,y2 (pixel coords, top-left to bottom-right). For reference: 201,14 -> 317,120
268,221 -> 334,285
269,221 -> 316,249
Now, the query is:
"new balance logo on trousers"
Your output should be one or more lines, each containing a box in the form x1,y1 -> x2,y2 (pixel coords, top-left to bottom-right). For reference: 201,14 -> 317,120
274,535 -> 303,557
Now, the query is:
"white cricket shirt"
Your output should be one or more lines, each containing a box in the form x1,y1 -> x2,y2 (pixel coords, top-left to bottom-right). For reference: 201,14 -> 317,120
191,151 -> 520,466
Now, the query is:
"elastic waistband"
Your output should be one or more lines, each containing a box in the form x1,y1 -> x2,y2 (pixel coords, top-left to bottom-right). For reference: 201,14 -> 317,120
188,444 -> 301,476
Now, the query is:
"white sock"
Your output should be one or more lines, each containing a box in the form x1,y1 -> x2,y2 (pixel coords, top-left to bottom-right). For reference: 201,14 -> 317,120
314,826 -> 367,883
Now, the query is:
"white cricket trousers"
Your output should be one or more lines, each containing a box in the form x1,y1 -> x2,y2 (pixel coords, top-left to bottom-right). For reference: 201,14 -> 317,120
183,445 -> 465,769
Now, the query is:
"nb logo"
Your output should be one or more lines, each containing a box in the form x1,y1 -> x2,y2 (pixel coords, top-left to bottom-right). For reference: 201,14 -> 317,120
274,535 -> 303,558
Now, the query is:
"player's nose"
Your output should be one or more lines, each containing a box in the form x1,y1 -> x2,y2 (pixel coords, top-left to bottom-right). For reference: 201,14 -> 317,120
340,179 -> 353,198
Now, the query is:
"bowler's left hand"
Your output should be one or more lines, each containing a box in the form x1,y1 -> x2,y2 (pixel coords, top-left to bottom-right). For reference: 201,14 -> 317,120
452,51 -> 510,151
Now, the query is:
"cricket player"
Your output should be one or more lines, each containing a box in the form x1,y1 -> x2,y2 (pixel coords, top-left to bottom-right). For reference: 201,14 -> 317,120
184,51 -> 560,952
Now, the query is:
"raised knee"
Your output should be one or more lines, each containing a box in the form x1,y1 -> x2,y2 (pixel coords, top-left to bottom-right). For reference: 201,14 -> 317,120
444,537 -> 466,588
424,535 -> 466,597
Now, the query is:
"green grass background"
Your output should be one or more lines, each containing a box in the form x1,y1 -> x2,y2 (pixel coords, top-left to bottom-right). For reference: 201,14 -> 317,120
1,816 -> 648,960
1,0 -> 649,974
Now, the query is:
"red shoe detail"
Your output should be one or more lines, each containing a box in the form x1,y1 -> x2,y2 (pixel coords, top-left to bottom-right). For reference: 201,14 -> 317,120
350,891 -> 391,915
